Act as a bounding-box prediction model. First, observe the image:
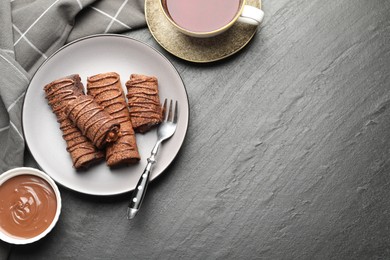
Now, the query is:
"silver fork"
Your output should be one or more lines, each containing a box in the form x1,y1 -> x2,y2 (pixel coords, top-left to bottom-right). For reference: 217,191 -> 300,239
127,99 -> 178,219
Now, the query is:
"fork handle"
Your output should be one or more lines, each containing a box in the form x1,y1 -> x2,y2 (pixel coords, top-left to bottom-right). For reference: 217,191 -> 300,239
127,143 -> 160,219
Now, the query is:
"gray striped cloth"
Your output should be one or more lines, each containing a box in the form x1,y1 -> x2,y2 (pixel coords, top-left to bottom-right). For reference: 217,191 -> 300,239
0,0 -> 145,173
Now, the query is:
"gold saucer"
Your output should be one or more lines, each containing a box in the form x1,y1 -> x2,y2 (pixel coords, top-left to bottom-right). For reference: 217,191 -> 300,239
145,0 -> 262,63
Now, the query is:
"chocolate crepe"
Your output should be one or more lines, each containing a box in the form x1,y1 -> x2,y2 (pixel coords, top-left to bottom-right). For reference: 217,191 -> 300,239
87,72 -> 140,166
64,95 -> 120,149
125,74 -> 163,133
43,74 -> 104,169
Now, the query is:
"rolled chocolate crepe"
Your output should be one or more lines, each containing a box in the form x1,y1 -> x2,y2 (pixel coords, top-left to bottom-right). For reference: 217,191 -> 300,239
65,95 -> 120,149
87,72 -> 140,166
44,75 -> 104,169
125,74 -> 163,133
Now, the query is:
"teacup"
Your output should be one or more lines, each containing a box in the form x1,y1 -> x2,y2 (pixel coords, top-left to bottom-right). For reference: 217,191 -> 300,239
160,0 -> 264,38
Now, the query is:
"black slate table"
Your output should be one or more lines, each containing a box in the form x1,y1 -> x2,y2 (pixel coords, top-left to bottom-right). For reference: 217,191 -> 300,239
3,0 -> 390,259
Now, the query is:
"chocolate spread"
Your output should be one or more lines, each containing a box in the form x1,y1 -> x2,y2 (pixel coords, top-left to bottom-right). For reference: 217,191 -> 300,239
0,174 -> 57,239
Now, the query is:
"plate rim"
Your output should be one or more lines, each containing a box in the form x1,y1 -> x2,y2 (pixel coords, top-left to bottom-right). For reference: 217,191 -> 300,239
22,33 -> 190,196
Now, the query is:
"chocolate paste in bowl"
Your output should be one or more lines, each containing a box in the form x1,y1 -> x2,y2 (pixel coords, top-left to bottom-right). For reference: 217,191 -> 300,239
0,174 -> 57,239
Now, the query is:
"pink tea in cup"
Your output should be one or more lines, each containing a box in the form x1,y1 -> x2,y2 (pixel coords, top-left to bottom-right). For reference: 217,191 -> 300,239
165,0 -> 241,33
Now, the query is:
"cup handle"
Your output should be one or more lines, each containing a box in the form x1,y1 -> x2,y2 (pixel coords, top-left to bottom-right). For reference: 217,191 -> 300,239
237,5 -> 264,25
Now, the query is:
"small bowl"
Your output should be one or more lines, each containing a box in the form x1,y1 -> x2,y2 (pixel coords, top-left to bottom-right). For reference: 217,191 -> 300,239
0,167 -> 61,244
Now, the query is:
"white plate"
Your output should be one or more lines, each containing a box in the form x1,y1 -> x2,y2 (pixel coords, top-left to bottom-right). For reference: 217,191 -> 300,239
23,34 -> 189,196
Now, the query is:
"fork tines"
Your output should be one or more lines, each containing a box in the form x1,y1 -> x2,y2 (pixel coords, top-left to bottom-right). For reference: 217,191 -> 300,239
162,98 -> 178,123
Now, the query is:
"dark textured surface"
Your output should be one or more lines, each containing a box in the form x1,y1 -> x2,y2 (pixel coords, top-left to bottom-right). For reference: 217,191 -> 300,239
6,0 -> 390,259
